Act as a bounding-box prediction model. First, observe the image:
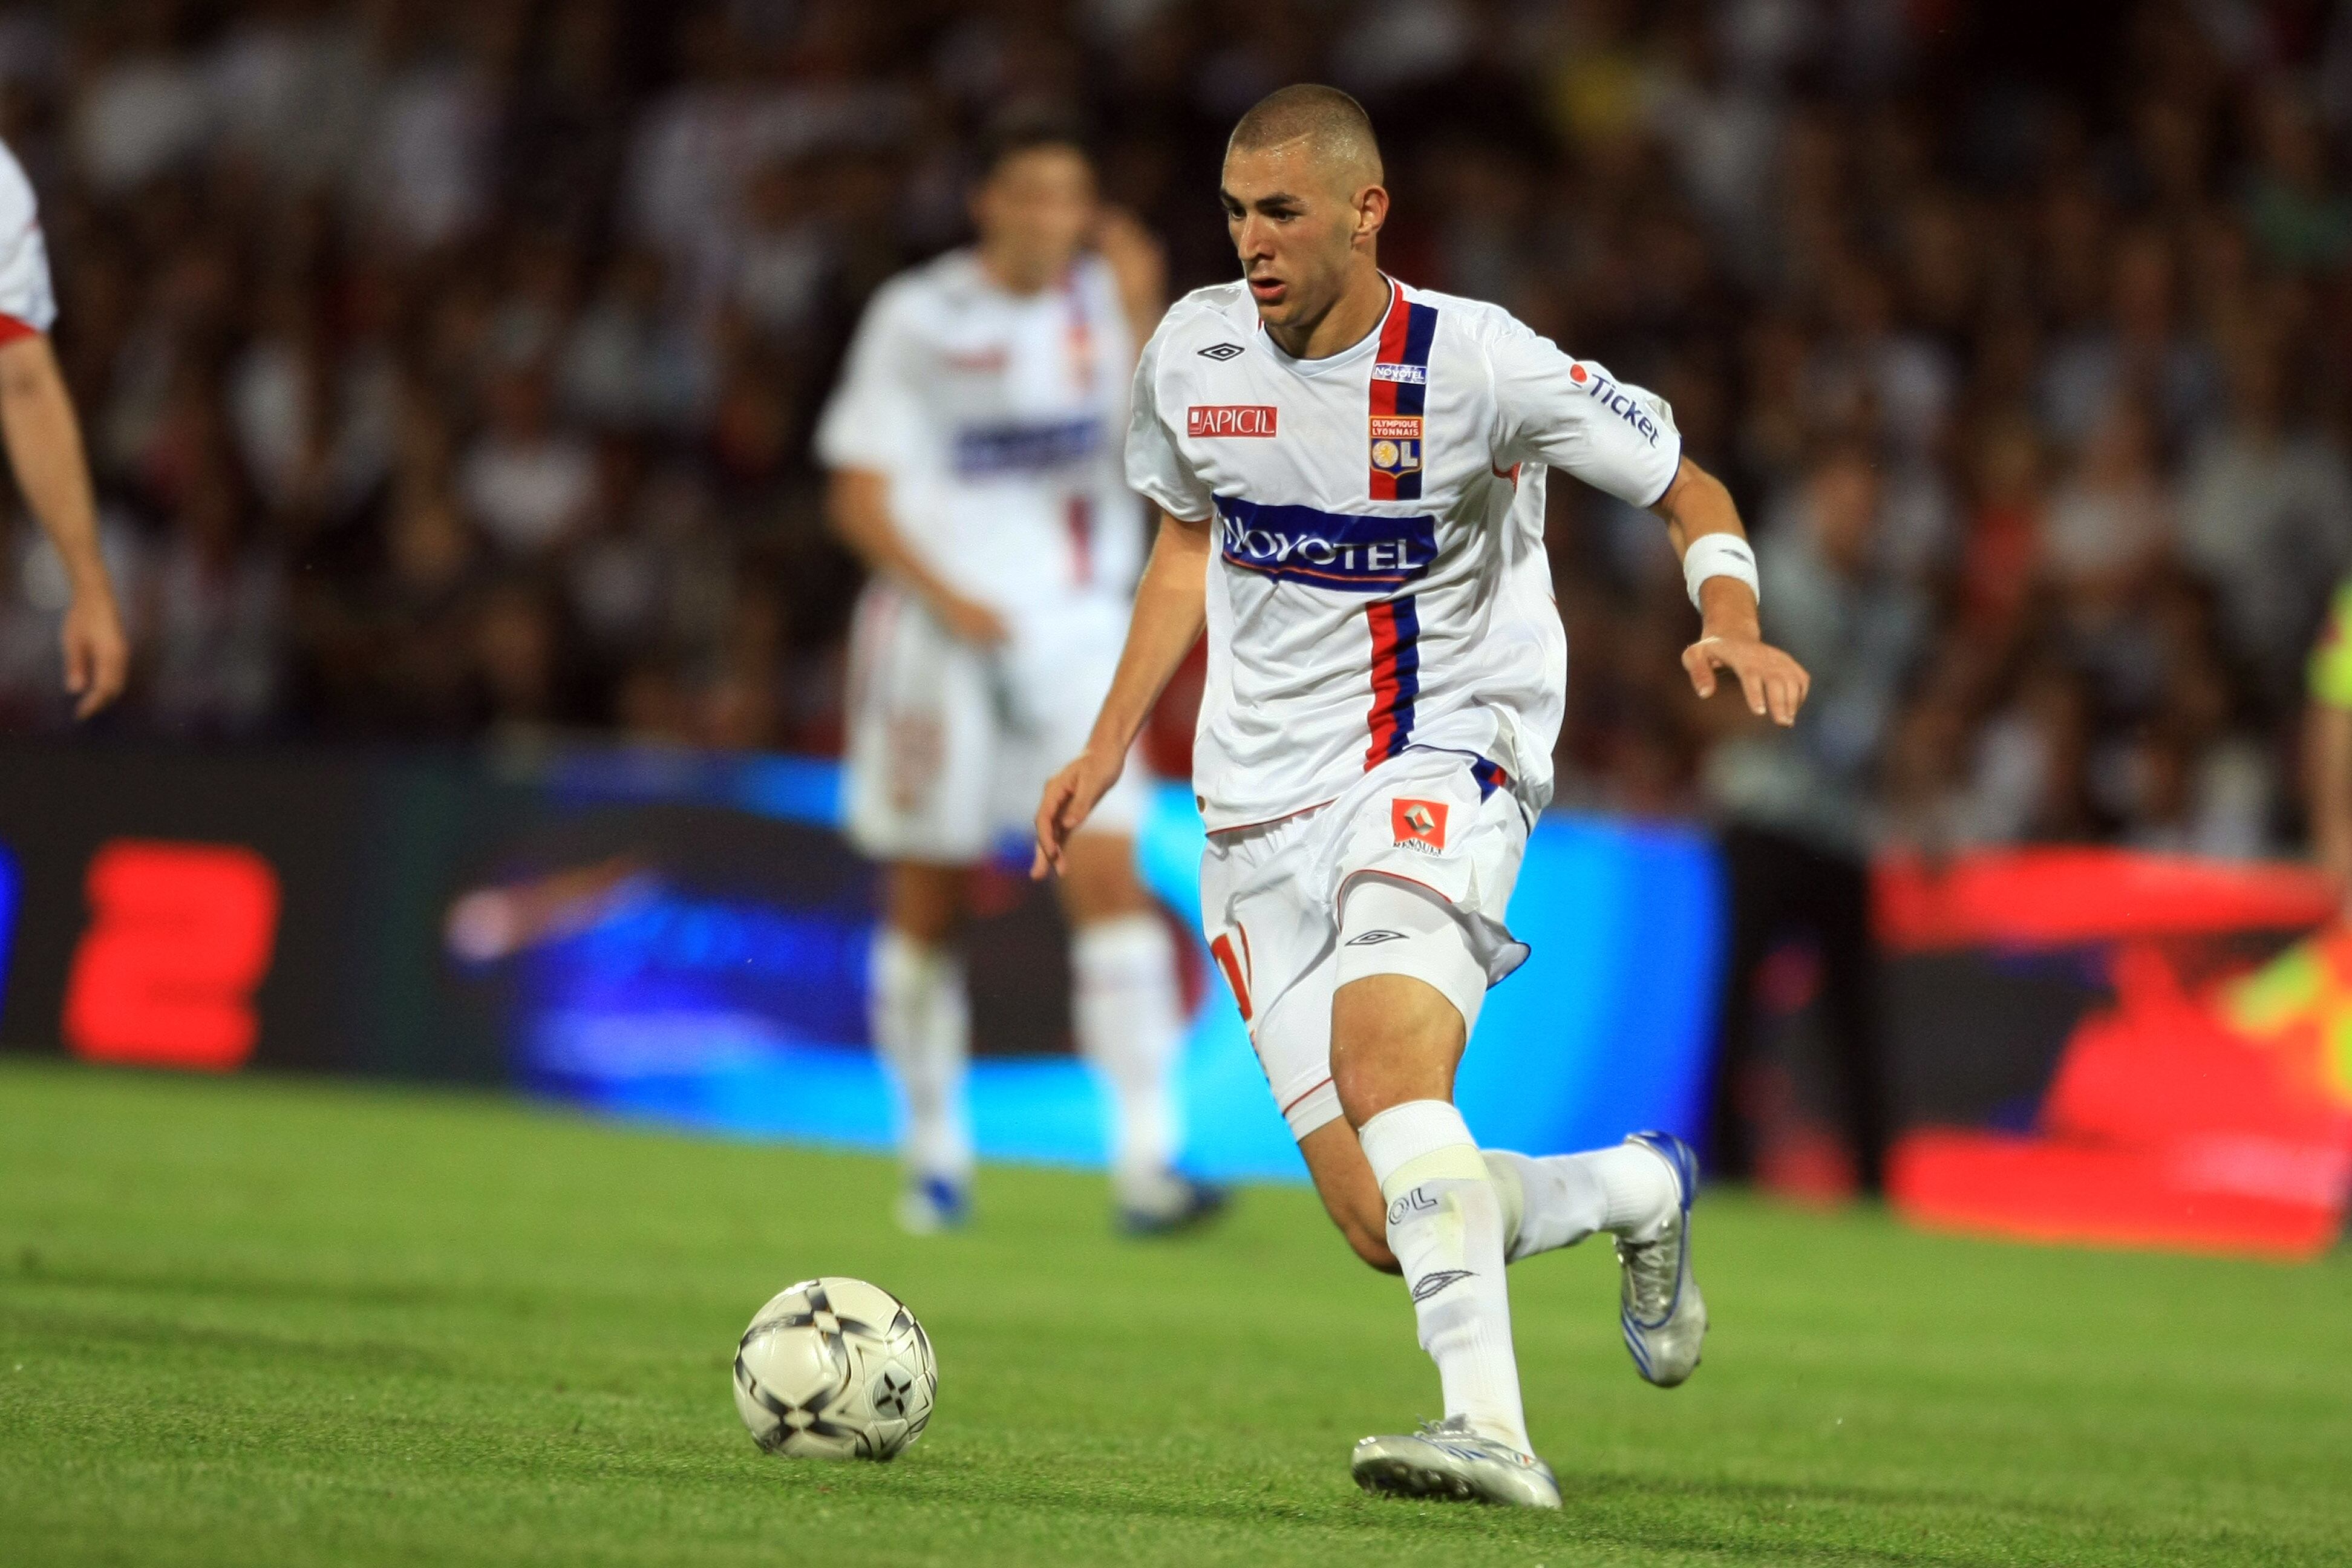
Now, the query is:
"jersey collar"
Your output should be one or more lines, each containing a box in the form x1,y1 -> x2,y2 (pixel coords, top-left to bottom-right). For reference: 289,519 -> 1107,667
1255,275 -> 1401,380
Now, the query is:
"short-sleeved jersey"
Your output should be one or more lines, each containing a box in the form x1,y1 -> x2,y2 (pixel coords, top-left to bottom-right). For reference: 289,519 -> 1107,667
1128,276 -> 1680,831
815,249 -> 1138,618
0,139 -> 54,341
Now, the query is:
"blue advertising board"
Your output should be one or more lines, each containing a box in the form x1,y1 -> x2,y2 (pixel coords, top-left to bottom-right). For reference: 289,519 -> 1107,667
0,838 -> 17,1021
506,756 -> 1723,1180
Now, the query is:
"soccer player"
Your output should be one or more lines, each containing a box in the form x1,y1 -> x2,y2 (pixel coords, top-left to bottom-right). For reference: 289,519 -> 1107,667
0,137 -> 126,719
818,119 -> 1222,1236
1033,86 -> 1810,1506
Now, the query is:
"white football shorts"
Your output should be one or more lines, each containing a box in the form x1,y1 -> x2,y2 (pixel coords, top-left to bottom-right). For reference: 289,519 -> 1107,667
843,583 -> 1147,863
1198,745 -> 1532,1140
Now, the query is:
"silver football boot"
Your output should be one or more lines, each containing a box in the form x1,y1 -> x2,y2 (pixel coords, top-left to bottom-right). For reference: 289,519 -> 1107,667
1616,1131 -> 1706,1387
1350,1416 -> 1562,1508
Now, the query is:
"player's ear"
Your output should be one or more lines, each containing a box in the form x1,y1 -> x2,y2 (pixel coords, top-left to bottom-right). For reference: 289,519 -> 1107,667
1353,184 -> 1389,249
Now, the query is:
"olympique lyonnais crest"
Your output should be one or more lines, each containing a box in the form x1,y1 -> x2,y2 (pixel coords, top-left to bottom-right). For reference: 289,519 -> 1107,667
1391,797 -> 1448,851
1368,415 -> 1422,479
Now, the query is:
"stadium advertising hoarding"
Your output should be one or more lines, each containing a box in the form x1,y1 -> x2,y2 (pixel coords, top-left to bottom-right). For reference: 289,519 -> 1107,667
0,741 -> 1722,1180
0,743 -> 520,1082
468,750 -> 1728,1180
5,740 -> 2342,1250
1877,849 -> 2352,1259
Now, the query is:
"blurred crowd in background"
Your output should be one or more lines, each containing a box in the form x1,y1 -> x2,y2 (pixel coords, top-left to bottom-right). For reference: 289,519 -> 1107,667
0,0 -> 2349,863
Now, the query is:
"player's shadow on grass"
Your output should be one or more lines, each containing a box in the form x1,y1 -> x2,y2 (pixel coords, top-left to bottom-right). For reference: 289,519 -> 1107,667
860,1455 -> 2134,1568
5,1254 -> 560,1316
0,1299 -> 460,1376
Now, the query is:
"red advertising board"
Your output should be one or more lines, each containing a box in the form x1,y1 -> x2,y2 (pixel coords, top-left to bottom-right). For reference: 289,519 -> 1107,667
1880,851 -> 2352,1258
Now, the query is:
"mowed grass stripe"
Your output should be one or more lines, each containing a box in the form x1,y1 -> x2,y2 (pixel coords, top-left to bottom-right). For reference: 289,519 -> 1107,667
1,1059 -> 2346,1567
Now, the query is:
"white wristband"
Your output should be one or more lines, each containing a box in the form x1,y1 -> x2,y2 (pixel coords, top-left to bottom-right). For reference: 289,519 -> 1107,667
1682,534 -> 1759,612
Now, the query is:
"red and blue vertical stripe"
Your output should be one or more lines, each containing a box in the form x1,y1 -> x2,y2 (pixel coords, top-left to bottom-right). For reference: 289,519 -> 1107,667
1365,281 -> 1436,766
1368,283 -> 1437,502
1364,595 -> 1421,766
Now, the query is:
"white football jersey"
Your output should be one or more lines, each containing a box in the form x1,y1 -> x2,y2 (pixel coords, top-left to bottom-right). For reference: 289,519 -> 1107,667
0,138 -> 55,340
1128,276 -> 1681,831
816,249 -> 1140,619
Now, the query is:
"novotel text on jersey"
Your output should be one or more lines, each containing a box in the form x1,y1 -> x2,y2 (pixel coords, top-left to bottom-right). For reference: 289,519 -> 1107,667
1214,497 -> 1438,593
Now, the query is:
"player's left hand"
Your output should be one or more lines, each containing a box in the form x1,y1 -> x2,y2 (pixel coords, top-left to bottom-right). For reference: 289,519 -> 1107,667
1031,744 -> 1126,880
61,586 -> 128,719
1684,633 -> 1809,727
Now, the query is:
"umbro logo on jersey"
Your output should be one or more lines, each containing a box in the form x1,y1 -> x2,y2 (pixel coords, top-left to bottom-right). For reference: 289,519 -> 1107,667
1188,404 -> 1277,437
1345,929 -> 1408,946
1197,342 -> 1246,361
1392,798 -> 1449,851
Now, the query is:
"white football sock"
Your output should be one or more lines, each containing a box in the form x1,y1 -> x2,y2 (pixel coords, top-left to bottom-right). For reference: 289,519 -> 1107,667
1071,911 -> 1183,1208
1359,1100 -> 1529,1453
869,927 -> 971,1185
1483,1145 -> 1679,1261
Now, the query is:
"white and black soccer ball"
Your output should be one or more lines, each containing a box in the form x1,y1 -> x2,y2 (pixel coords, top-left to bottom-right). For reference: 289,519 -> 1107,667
732,1276 -> 937,1462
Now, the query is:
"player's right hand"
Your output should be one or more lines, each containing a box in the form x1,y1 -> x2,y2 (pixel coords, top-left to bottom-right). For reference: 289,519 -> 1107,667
1031,745 -> 1125,880
933,589 -> 1010,647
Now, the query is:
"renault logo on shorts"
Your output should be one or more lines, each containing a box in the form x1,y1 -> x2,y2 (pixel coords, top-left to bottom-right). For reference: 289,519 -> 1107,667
1392,798 -> 1448,851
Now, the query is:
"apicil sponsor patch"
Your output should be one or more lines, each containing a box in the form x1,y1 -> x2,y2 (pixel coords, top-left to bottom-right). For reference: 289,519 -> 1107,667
1187,404 -> 1278,437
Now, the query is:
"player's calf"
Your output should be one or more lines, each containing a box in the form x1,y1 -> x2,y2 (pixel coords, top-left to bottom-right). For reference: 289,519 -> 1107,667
1298,1120 -> 1399,1272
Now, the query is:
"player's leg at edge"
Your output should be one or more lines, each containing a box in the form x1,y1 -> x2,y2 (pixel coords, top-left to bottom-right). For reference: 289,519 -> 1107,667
1304,881 -> 1704,1507
1319,921 -> 1557,1508
872,862 -> 976,1234
1057,829 -> 1228,1235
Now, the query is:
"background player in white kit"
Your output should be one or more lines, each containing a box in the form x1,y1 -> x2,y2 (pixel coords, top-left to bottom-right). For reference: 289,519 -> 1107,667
1033,88 -> 1811,1505
0,137 -> 126,720
818,119 -> 1223,1236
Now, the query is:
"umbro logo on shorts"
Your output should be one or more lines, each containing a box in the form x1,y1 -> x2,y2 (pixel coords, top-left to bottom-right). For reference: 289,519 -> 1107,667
1345,929 -> 1408,946
1197,342 -> 1246,361
1188,404 -> 1277,437
1410,1269 -> 1474,1303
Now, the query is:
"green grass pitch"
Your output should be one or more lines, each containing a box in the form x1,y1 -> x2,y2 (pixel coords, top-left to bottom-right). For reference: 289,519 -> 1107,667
2,1060 -> 2348,1566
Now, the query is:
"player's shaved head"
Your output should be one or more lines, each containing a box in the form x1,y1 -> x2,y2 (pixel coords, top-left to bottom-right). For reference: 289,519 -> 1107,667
1227,84 -> 1383,194
1221,85 -> 1390,352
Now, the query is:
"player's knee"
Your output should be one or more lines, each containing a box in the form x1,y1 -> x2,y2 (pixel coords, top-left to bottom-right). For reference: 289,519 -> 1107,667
1330,974 -> 1465,1126
885,863 -> 969,944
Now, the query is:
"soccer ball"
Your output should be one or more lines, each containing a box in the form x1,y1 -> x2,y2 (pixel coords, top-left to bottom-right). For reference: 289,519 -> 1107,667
731,1276 -> 937,1462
